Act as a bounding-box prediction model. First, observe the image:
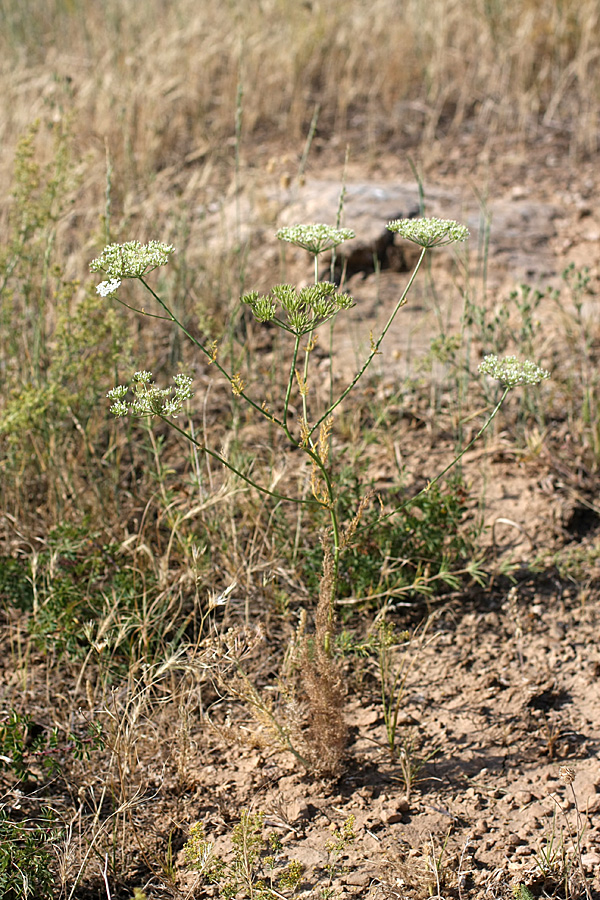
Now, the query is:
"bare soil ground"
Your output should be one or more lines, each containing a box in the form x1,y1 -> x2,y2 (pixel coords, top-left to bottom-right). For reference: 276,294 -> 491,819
175,583 -> 600,900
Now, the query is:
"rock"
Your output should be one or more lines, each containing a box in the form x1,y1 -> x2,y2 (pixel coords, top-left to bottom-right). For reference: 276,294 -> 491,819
581,851 -> 600,871
277,178 -> 561,283
278,180 -> 422,276
355,707 -> 380,726
585,794 -> 600,814
506,833 -> 524,848
382,809 -> 404,825
380,800 -> 409,824
345,872 -> 373,887
286,799 -> 310,823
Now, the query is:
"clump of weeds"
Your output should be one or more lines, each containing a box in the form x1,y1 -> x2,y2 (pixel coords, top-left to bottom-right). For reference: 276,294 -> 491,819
92,219 -> 550,777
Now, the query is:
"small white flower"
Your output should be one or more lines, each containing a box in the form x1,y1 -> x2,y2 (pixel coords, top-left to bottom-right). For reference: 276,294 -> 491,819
160,398 -> 180,416
107,372 -> 194,419
96,279 -> 122,297
106,385 -> 128,400
478,354 -> 550,388
109,400 -> 129,417
173,374 -> 194,401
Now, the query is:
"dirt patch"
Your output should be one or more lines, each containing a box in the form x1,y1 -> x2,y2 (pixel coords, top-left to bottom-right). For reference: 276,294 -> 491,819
169,581 -> 600,899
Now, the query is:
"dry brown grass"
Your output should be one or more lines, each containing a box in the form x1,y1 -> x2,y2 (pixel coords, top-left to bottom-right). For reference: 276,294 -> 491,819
1,0 -> 598,198
0,0 -> 597,330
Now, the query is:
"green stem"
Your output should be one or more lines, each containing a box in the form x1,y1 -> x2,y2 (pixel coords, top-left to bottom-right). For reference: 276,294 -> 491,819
160,415 -> 324,507
371,386 -> 511,532
299,252 -> 320,440
307,446 -> 341,593
139,277 -> 285,429
301,333 -> 313,438
283,334 -> 302,440
310,247 -> 428,437
115,296 -> 172,320
410,387 -> 510,501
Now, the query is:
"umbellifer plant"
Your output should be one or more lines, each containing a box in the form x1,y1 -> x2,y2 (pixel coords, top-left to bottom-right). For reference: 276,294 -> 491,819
91,219 -> 549,773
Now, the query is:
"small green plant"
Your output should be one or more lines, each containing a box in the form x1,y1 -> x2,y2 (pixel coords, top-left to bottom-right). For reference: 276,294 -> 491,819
533,810 -> 568,886
424,831 -> 451,898
92,220 -> 549,773
370,615 -> 441,790
374,619 -> 412,759
525,766 -> 594,900
183,809 -> 303,900
298,475 -> 484,606
396,732 -> 439,803
0,117 -> 130,527
0,708 -> 104,780
321,815 -> 356,899
0,809 -> 60,900
0,557 -> 34,611
513,884 -> 535,900
555,766 -> 593,900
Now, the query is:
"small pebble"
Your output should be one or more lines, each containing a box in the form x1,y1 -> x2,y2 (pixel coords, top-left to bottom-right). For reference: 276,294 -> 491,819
345,872 -> 372,887
506,833 -> 523,848
382,809 -> 404,825
514,790 -> 534,806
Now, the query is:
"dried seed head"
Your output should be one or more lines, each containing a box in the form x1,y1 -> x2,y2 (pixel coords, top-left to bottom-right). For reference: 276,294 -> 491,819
559,765 -> 575,785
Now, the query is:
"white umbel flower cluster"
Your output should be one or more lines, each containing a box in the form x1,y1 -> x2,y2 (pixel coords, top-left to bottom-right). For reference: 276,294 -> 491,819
387,217 -> 469,247
107,371 -> 193,418
478,354 -> 550,388
276,224 -> 355,255
90,240 -> 175,279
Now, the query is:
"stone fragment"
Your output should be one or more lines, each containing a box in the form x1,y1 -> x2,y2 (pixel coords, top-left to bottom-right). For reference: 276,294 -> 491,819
581,851 -> 600,870
345,872 -> 373,887
513,790 -> 534,806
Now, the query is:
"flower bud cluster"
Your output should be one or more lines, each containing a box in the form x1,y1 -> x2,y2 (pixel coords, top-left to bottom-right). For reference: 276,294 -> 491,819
276,223 -> 355,255
107,371 -> 193,418
90,240 -> 175,279
387,217 -> 469,247
478,354 -> 550,387
241,282 -> 354,334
